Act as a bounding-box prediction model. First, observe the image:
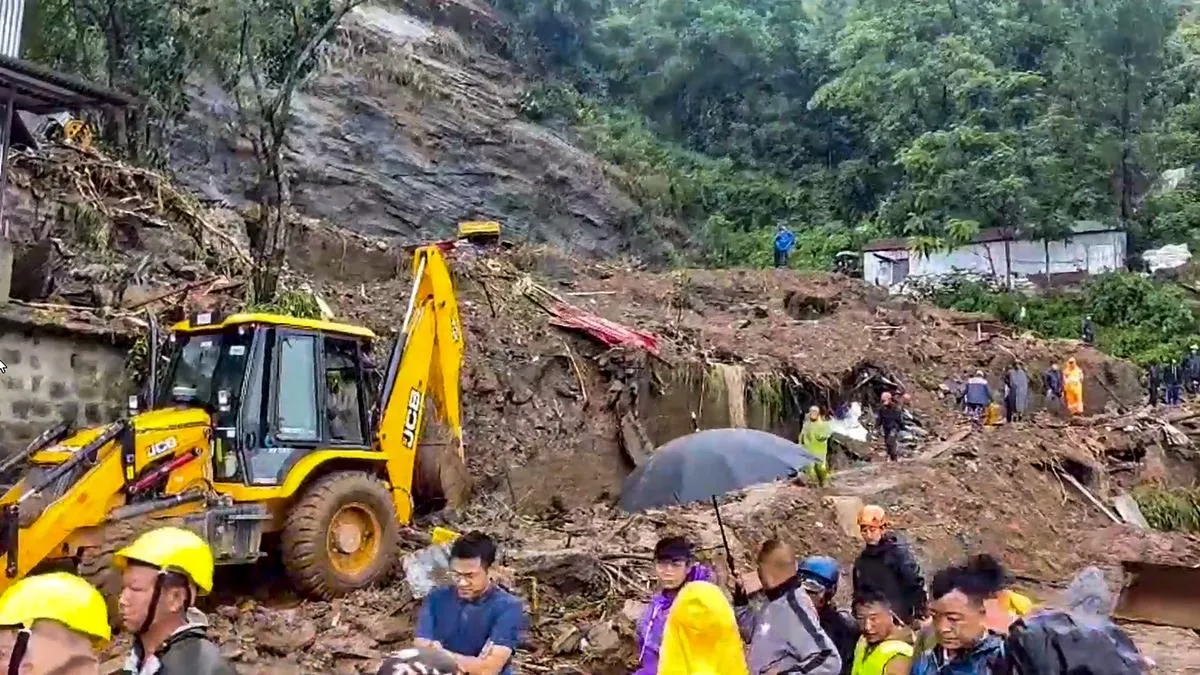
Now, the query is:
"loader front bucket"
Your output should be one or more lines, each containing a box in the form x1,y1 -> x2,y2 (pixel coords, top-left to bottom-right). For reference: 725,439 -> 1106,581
1114,560 -> 1200,630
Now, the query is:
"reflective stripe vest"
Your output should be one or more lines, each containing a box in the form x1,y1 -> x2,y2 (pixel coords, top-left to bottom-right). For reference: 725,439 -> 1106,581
851,638 -> 914,675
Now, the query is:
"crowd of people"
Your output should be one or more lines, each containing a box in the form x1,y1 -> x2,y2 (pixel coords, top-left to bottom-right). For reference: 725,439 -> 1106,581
629,504 -> 1150,675
953,358 -> 1085,428
1146,344 -> 1200,406
0,508 -> 1153,674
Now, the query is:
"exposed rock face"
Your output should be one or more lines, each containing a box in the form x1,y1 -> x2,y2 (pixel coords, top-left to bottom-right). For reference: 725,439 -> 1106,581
169,4 -> 666,259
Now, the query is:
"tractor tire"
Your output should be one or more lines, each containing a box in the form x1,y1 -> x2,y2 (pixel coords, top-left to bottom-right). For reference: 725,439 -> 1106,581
281,471 -> 399,599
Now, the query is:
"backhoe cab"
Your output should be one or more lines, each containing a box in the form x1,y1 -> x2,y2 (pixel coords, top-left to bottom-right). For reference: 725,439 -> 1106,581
0,245 -> 465,605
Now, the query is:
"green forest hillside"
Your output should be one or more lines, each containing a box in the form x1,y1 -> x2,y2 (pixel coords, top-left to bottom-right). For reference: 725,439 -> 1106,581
487,0 -> 1200,363
494,0 -> 1200,268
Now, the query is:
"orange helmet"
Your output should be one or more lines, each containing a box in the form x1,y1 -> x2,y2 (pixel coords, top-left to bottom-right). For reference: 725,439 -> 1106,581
857,504 -> 887,528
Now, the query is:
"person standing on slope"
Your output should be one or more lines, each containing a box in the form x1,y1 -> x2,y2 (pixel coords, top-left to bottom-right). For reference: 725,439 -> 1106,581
801,406 -> 835,487
876,393 -> 904,461
1062,358 -> 1085,416
634,536 -> 714,675
852,505 -> 927,630
773,226 -> 796,268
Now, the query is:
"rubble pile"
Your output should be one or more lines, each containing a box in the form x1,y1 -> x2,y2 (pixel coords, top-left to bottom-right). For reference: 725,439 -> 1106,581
7,148 -> 1200,672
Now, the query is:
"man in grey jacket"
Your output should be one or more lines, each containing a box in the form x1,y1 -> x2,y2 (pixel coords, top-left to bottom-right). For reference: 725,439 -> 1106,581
732,539 -> 841,675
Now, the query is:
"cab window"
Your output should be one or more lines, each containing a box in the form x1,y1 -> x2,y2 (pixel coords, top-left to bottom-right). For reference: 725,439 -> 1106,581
274,333 -> 319,442
324,337 -> 365,445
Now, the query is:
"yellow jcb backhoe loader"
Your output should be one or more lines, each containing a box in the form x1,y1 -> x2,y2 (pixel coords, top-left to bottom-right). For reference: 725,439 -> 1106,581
0,244 -> 465,606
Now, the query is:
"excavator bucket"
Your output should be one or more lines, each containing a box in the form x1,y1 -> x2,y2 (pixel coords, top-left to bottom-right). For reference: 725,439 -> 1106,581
1114,560 -> 1200,630
456,220 -> 502,246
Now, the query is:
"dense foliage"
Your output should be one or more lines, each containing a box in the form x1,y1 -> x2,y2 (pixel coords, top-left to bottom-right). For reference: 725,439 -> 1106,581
929,272 -> 1200,364
494,0 -> 1200,263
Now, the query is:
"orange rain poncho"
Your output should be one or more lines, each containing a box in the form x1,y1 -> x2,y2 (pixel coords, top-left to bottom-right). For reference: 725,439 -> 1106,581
658,581 -> 749,675
1063,358 -> 1084,415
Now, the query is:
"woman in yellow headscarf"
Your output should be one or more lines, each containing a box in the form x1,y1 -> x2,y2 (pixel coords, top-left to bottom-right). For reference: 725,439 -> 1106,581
1063,358 -> 1084,415
658,581 -> 749,675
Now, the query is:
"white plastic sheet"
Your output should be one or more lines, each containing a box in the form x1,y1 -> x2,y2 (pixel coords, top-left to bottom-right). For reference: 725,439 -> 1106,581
1143,243 -> 1191,272
828,401 -> 868,442
402,542 -> 453,599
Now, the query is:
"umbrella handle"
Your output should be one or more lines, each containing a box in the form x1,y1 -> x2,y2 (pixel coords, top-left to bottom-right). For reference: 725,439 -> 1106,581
711,496 -> 736,577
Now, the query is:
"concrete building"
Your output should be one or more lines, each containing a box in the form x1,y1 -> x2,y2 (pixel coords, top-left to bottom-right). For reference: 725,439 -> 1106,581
861,221 -> 1127,289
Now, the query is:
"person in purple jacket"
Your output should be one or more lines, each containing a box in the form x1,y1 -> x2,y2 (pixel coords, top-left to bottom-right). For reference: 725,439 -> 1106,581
634,536 -> 715,675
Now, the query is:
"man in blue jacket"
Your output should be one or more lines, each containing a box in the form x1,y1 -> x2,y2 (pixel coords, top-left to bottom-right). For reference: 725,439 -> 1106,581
773,226 -> 796,268
911,561 -> 1007,675
414,531 -> 528,675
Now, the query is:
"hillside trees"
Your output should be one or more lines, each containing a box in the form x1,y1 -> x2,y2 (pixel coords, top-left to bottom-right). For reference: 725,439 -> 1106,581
27,0 -> 363,300
494,0 -> 1194,260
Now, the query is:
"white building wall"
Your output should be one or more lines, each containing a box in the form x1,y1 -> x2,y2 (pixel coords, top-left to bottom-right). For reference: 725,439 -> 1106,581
862,230 -> 1126,287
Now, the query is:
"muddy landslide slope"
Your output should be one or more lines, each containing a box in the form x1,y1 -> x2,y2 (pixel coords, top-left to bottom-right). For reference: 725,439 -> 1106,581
167,1 -> 664,259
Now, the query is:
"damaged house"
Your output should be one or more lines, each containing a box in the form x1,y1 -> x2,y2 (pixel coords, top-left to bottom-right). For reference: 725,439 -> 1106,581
862,221 -> 1127,289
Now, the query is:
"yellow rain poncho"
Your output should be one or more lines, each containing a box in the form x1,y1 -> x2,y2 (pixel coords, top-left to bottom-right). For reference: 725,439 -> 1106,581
658,581 -> 749,675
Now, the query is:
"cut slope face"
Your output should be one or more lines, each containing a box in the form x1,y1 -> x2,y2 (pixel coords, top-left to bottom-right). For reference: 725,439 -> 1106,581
169,2 -> 660,258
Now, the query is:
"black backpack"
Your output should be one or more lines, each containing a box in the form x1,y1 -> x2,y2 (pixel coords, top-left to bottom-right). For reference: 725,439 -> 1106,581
1005,610 -> 1147,675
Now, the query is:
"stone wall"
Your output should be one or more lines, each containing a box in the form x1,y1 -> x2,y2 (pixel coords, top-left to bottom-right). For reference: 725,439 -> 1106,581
0,310 -> 132,451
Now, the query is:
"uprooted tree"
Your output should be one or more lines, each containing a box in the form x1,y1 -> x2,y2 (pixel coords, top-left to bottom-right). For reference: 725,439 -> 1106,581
196,0 -> 366,301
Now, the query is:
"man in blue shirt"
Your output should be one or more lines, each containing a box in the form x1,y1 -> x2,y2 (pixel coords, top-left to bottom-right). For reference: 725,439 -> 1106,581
773,226 -> 796,268
415,531 -> 527,675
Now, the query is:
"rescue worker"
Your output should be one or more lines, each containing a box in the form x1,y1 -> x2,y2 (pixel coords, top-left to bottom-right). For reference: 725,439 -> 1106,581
851,505 -> 927,628
962,371 -> 991,427
1184,345 -> 1200,395
800,406 -> 834,487
849,588 -> 913,675
659,581 -> 748,675
876,393 -> 904,461
0,572 -> 110,675
1081,316 -> 1095,345
115,527 -> 236,675
1165,360 -> 1183,406
1003,363 -> 1029,423
798,556 -> 859,675
635,536 -> 714,675
1148,363 -> 1161,406
1062,358 -> 1084,416
1042,363 -> 1063,412
773,226 -> 796,268
735,540 -> 841,675
910,561 -> 1007,675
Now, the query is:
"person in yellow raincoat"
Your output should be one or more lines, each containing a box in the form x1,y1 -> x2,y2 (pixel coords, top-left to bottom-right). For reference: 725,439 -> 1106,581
800,406 -> 834,487
658,581 -> 749,675
1063,358 -> 1084,415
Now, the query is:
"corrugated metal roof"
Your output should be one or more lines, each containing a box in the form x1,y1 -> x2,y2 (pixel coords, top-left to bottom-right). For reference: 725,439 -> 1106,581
862,222 -> 1122,252
0,0 -> 23,59
0,54 -> 138,113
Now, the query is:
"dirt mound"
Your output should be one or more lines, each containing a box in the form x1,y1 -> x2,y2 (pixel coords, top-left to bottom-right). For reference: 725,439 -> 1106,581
6,148 -> 1194,672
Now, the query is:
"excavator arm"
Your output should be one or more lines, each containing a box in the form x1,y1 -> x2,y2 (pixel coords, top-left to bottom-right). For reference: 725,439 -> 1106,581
374,245 -> 465,523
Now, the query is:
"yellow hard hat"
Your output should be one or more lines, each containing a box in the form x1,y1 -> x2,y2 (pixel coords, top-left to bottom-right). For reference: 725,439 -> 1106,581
0,572 -> 110,642
114,527 -> 214,595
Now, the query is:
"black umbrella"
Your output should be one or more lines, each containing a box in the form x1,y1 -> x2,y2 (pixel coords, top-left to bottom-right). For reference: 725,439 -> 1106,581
619,428 -> 817,571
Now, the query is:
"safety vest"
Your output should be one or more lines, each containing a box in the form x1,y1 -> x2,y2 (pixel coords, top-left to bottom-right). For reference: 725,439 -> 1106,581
851,638 -> 914,675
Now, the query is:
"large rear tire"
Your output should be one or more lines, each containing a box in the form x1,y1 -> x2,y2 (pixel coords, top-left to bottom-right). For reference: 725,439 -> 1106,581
281,471 -> 399,599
